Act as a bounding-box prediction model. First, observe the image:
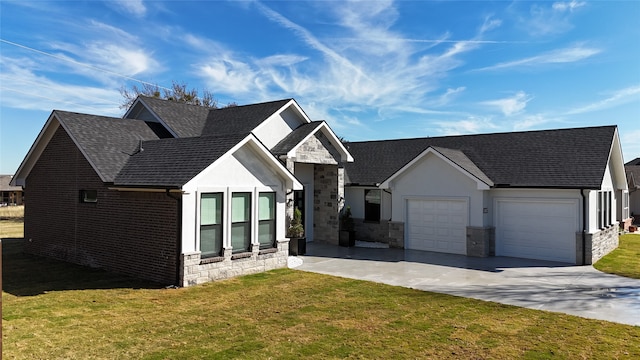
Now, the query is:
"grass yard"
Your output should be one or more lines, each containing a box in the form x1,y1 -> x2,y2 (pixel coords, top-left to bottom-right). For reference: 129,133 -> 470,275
594,233 -> 640,279
0,205 -> 24,219
0,205 -> 24,239
2,239 -> 639,359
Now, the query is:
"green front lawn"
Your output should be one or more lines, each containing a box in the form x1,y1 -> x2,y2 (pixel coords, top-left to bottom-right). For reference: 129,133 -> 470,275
3,239 -> 639,359
594,233 -> 640,279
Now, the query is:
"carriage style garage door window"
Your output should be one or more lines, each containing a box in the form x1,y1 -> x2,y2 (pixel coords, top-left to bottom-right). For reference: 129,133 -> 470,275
406,198 -> 468,255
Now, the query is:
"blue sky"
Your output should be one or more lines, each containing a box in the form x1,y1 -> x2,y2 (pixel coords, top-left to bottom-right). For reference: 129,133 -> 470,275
1,0 -> 639,174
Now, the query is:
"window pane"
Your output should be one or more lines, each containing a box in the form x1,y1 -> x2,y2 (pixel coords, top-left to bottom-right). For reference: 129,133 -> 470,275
259,192 -> 275,221
201,193 -> 221,225
232,193 -> 251,253
259,220 -> 275,247
201,225 -> 222,257
231,223 -> 250,252
232,193 -> 250,222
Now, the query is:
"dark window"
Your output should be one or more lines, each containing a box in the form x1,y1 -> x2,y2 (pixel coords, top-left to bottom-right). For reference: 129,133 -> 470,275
231,192 -> 251,253
200,193 -> 223,257
364,189 -> 381,222
80,190 -> 97,203
258,192 -> 276,249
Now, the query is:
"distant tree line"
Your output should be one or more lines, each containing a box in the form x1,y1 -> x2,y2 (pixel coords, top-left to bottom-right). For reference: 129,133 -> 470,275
119,81 -> 237,109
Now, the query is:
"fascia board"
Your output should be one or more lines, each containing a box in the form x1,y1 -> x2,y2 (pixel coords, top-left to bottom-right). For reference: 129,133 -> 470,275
380,147 -> 491,190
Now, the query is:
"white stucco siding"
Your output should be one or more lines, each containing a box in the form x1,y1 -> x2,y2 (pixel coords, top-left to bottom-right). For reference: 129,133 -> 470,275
181,145 -> 289,254
388,153 -> 484,227
253,106 -> 307,149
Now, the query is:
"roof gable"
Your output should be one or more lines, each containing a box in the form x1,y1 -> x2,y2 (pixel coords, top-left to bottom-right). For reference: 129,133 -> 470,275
271,121 -> 354,162
12,111 -> 160,186
346,125 -> 618,189
380,147 -> 493,190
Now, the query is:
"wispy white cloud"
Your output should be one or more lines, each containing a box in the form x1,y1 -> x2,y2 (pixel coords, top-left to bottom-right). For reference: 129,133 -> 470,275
621,129 -> 640,160
474,44 -> 600,71
191,0 -> 500,126
516,0 -> 586,36
565,85 -> 640,115
481,91 -> 532,116
552,1 -> 586,12
110,0 -> 146,17
433,116 -> 498,136
512,114 -> 554,131
0,57 -> 122,115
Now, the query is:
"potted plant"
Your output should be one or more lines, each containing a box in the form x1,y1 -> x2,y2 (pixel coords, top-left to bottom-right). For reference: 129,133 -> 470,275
339,206 -> 355,247
287,207 -> 306,255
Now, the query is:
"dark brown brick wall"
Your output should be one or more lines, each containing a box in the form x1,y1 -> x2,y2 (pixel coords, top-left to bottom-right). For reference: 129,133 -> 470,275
24,126 -> 178,284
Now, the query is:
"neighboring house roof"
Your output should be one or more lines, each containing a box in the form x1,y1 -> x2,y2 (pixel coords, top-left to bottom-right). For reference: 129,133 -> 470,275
345,125 -> 617,189
0,175 -> 22,191
114,133 -> 247,187
625,158 -> 640,190
626,158 -> 640,166
56,111 -> 161,183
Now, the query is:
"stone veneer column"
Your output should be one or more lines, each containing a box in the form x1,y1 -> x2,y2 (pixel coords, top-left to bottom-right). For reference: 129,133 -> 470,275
313,164 -> 339,244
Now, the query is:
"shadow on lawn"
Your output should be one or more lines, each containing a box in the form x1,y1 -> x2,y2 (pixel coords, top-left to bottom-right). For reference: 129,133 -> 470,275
1,238 -> 164,296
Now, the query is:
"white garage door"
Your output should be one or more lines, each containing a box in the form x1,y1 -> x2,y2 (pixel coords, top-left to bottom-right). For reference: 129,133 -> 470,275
406,199 -> 468,255
496,199 -> 578,263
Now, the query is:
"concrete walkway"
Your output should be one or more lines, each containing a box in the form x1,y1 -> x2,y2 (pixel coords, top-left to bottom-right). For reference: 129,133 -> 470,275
295,242 -> 640,326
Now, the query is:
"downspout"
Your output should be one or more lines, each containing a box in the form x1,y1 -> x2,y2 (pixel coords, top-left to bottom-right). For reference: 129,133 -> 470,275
166,189 -> 182,286
580,189 -> 587,265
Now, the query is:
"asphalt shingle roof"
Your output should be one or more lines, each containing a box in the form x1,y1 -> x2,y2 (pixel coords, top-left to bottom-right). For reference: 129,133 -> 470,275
344,125 -> 616,189
55,111 -> 161,183
114,134 -> 247,187
625,158 -> 640,189
200,99 -> 292,136
138,96 -> 292,138
136,96 -> 211,138
270,121 -> 324,155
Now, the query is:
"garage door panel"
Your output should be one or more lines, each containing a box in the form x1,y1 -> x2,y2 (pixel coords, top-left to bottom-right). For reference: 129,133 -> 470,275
406,198 -> 468,255
497,199 -> 577,263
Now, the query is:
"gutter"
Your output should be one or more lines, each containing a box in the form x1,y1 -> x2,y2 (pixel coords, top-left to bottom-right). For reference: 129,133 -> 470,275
580,189 -> 587,265
165,189 -> 183,286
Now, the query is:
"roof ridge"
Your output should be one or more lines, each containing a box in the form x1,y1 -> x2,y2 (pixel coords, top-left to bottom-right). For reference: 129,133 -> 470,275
347,125 -> 618,145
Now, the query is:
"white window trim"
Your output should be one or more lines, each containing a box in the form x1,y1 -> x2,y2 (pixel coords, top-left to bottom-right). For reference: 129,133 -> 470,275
196,187 -> 228,255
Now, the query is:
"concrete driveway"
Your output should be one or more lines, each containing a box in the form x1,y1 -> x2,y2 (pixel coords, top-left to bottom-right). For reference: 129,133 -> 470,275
295,242 -> 640,326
